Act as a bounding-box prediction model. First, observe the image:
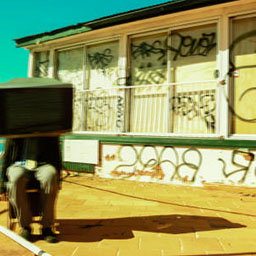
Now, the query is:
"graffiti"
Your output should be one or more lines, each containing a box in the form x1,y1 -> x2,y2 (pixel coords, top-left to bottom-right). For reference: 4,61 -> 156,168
134,70 -> 166,85
131,32 -> 217,63
200,94 -> 216,129
110,146 -> 202,183
229,30 -> 256,73
35,52 -> 50,78
86,91 -> 125,131
167,32 -> 216,61
86,91 -> 113,130
170,92 -> 216,129
131,40 -> 166,62
35,60 -> 49,78
102,144 -> 256,185
171,95 -> 198,119
88,48 -> 114,72
223,29 -> 256,123
116,96 -> 124,129
218,150 -> 255,183
105,154 -> 116,161
116,76 -> 132,86
131,40 -> 167,85
171,148 -> 202,182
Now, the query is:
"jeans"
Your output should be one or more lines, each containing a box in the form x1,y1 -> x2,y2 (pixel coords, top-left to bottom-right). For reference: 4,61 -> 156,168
7,164 -> 58,228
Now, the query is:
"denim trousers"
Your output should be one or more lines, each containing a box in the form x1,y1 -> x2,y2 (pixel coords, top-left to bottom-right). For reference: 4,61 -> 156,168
7,163 -> 58,228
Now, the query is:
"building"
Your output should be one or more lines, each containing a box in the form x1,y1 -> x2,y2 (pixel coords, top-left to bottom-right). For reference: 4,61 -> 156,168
15,0 -> 256,186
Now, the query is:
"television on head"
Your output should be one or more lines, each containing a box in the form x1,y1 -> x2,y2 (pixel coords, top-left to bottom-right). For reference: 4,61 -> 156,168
0,78 -> 73,137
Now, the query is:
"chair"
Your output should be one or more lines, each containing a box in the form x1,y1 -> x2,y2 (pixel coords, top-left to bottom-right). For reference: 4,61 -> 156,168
7,177 -> 41,231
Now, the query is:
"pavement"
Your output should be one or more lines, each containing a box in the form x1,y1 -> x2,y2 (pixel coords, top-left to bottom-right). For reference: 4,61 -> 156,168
1,173 -> 256,256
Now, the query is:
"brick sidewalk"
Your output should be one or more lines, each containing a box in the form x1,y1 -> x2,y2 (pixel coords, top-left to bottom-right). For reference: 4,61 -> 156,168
1,174 -> 256,256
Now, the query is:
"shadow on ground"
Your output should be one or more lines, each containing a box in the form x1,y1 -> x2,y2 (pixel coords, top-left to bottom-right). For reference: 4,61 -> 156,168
56,214 -> 245,242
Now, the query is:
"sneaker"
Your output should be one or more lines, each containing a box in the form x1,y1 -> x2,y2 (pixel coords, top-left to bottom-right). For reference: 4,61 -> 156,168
19,227 -> 31,241
42,227 -> 58,243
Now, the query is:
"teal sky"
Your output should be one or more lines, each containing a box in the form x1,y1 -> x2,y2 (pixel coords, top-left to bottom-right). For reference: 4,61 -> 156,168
0,0 -> 170,83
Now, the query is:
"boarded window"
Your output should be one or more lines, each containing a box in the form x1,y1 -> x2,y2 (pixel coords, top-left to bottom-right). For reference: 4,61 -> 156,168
56,47 -> 84,131
169,23 -> 217,134
84,41 -> 121,132
34,51 -> 49,78
230,16 -> 256,135
129,24 -> 217,134
129,33 -> 168,133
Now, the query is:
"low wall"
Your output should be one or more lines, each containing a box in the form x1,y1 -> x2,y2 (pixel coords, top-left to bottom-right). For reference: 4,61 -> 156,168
97,144 -> 256,186
61,135 -> 256,187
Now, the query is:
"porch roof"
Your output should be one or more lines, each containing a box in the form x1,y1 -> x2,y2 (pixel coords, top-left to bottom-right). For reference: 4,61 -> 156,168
14,0 -> 236,48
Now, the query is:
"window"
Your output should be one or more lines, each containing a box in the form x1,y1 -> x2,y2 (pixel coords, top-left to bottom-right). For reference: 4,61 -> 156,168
52,22 -> 218,136
230,16 -> 256,135
56,47 -> 84,131
168,24 -> 217,134
34,51 -> 49,78
128,23 -> 217,135
129,33 -> 168,133
84,41 -> 120,132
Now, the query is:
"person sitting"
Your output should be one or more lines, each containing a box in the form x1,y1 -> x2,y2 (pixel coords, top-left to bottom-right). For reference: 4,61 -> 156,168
0,136 -> 61,243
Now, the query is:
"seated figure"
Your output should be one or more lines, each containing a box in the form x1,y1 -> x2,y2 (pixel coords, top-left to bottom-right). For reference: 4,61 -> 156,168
0,136 -> 61,243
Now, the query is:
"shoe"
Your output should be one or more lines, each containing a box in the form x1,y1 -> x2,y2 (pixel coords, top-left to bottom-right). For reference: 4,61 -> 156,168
42,227 -> 58,243
19,227 -> 31,241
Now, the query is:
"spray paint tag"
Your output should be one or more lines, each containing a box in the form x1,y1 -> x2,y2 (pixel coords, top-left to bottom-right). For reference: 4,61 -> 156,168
234,69 -> 239,78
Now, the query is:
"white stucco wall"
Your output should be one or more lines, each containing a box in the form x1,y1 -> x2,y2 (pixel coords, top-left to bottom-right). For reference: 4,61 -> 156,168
95,144 -> 256,186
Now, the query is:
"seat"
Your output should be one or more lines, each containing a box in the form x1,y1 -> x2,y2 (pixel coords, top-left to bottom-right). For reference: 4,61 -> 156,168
7,177 -> 41,230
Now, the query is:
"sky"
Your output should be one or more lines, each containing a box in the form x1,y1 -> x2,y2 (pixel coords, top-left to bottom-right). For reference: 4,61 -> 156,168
0,0 -> 171,83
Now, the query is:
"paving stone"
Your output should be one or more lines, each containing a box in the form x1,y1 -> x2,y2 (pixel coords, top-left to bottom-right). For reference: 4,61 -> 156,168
1,175 -> 256,255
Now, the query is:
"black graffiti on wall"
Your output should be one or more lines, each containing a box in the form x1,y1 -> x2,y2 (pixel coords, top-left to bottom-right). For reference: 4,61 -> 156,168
88,48 -> 114,72
110,146 -> 202,183
129,32 -> 216,85
35,60 -> 49,77
86,91 -> 113,130
86,91 -> 125,130
170,92 -> 216,129
131,40 -> 166,62
116,96 -> 124,129
167,32 -> 216,61
224,29 -> 256,123
131,40 -> 167,84
218,150 -> 255,183
134,70 -> 167,85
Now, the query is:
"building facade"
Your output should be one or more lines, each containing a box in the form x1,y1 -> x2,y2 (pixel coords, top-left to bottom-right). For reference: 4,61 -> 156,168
15,0 -> 256,186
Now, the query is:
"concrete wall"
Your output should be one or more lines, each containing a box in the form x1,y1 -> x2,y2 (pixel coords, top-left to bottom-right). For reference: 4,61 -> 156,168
95,144 -> 256,186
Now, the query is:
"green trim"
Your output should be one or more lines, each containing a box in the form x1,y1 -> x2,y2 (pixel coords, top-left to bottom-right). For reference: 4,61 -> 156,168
62,161 -> 95,173
16,26 -> 91,48
61,133 -> 256,150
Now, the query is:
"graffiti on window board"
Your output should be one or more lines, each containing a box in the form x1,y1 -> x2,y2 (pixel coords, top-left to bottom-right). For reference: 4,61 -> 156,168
88,48 -> 114,73
168,32 -> 216,61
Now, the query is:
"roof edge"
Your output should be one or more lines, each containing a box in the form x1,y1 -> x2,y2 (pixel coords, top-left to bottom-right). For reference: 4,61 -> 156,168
15,0 -> 237,48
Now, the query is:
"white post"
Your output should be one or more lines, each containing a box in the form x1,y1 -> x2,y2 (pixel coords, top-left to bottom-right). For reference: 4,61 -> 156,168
0,225 -> 51,256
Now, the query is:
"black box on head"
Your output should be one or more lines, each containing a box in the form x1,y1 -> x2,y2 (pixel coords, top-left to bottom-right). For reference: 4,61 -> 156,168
0,78 -> 73,137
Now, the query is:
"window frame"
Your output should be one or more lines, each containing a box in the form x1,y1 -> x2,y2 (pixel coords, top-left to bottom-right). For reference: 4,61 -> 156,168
227,12 -> 256,140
